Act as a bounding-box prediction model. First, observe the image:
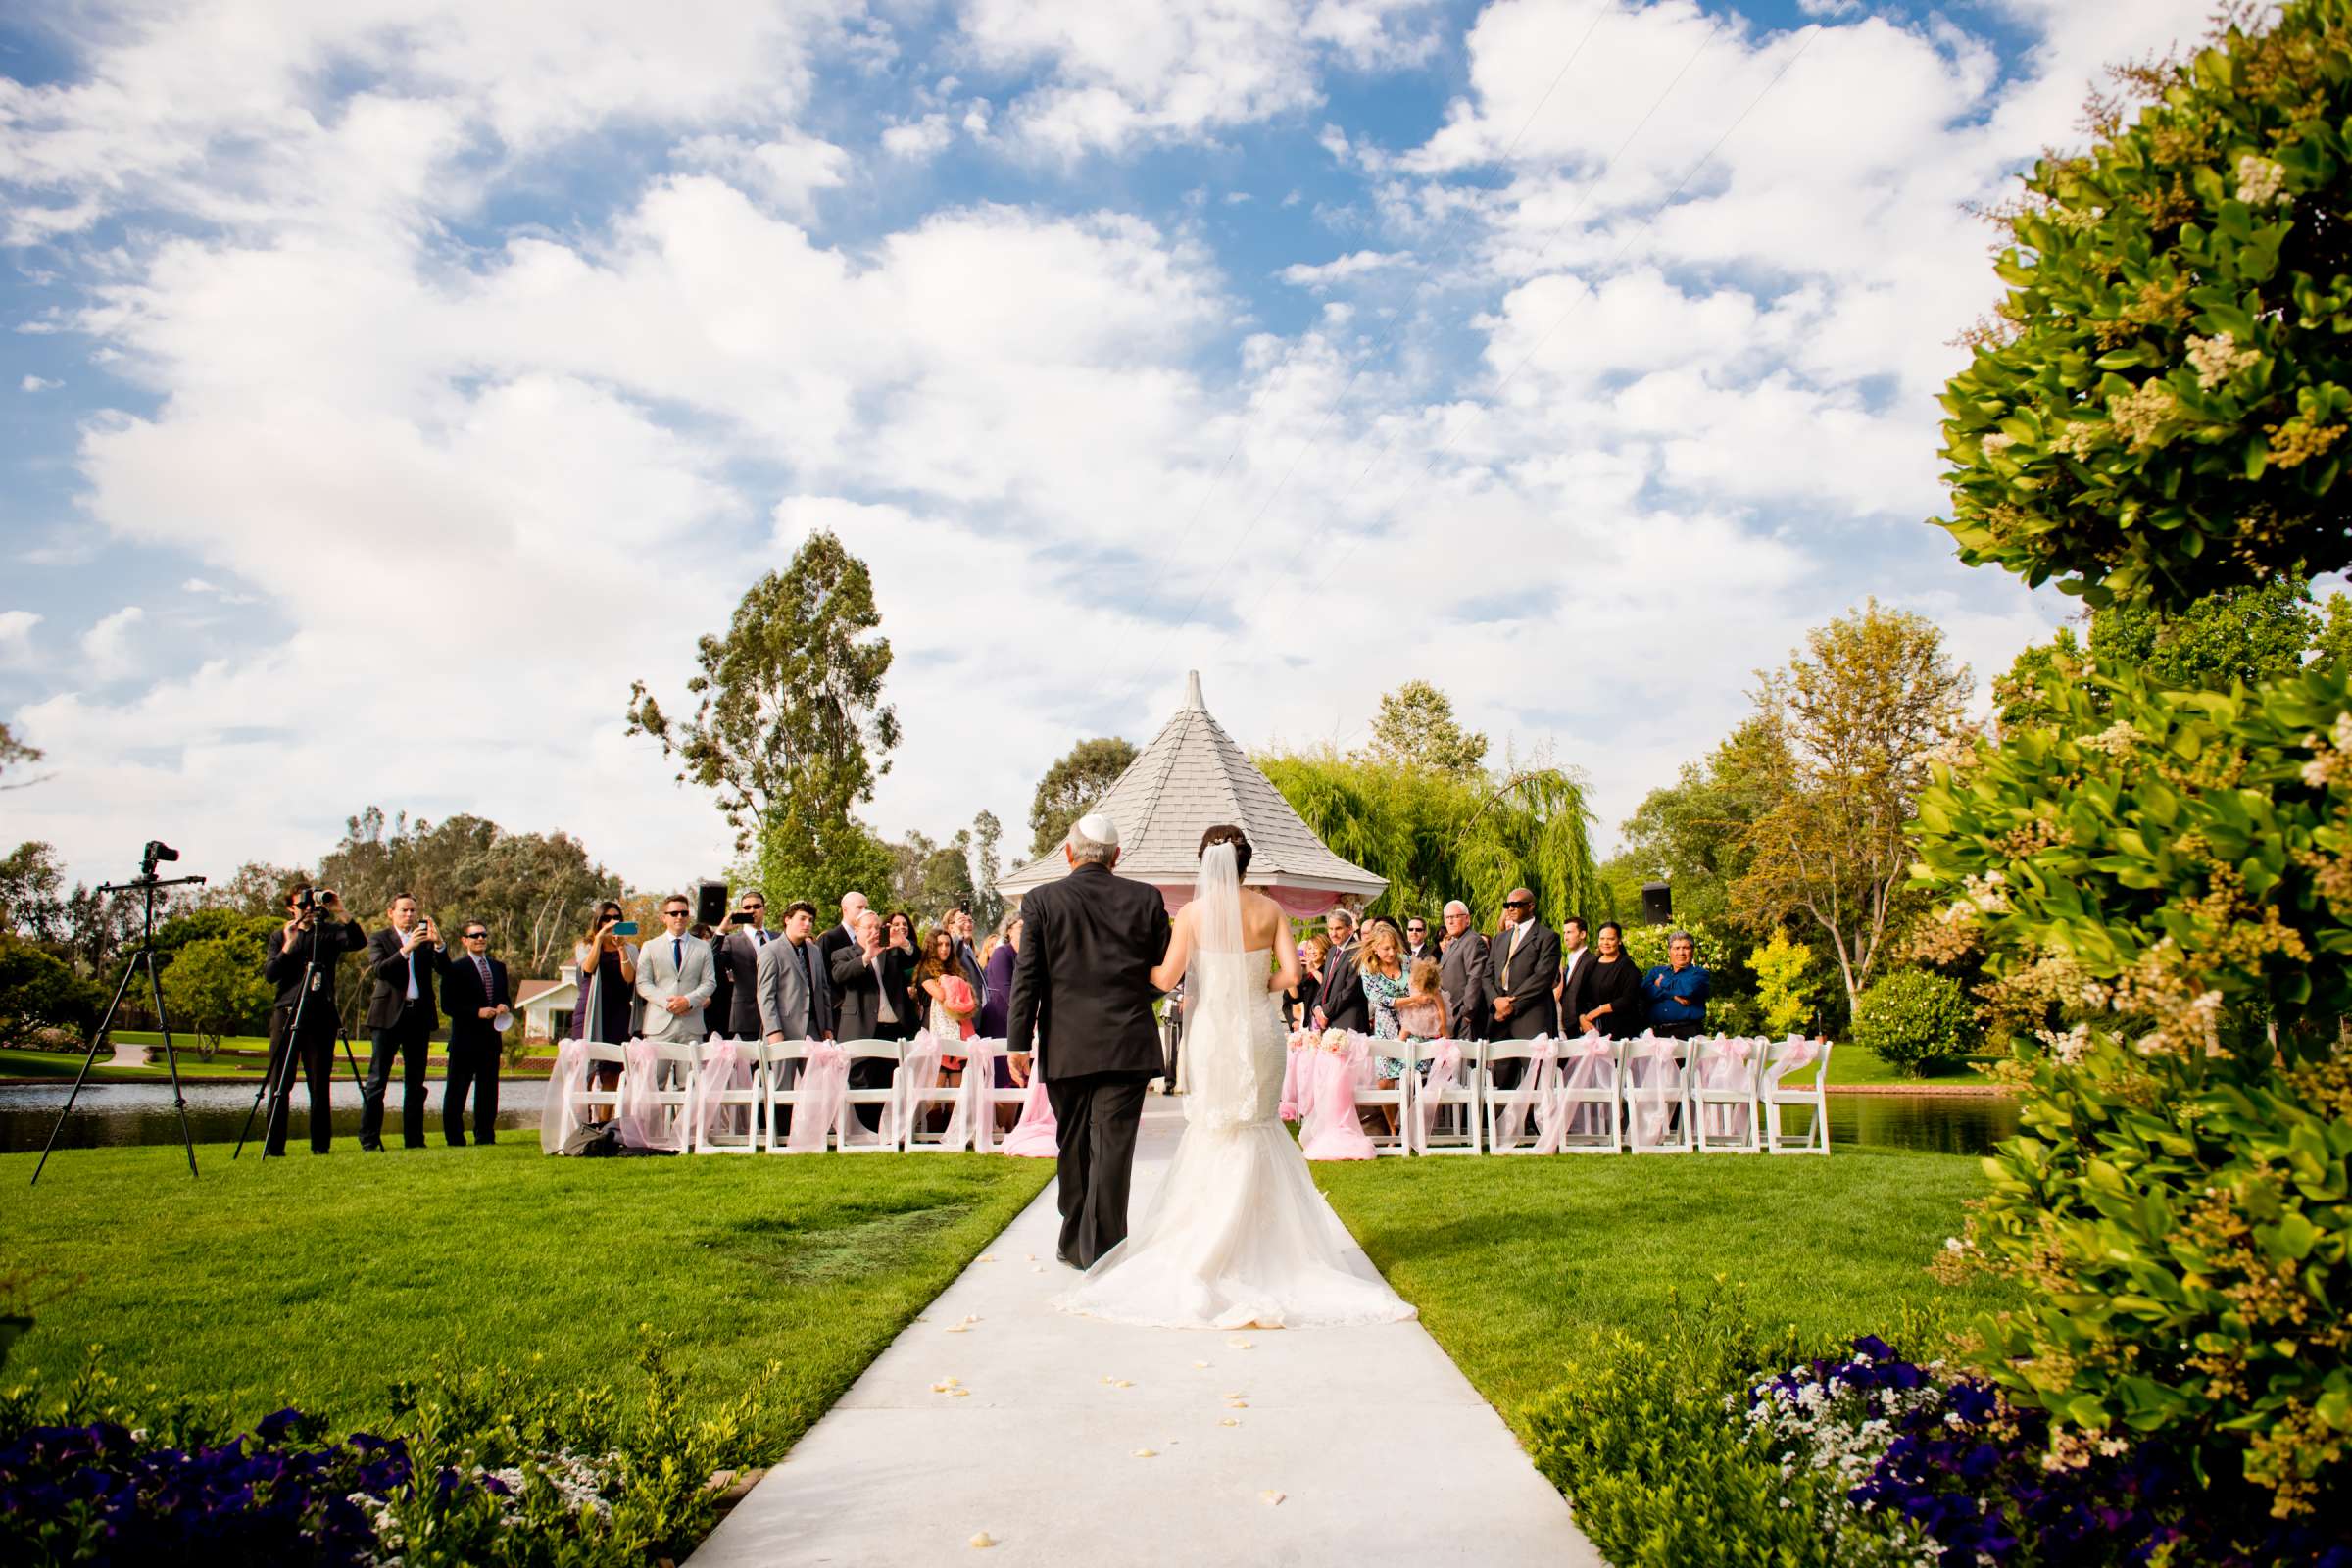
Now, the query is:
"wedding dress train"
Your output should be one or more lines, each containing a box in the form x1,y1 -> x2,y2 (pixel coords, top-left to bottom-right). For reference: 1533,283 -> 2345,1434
1054,849 -> 1414,1331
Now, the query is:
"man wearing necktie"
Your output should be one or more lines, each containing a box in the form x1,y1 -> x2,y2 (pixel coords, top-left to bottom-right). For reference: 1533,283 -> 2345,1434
363,893 -> 443,1151
718,892 -> 773,1041
441,920 -> 510,1146
637,894 -> 716,1044
1481,886 -> 1561,1088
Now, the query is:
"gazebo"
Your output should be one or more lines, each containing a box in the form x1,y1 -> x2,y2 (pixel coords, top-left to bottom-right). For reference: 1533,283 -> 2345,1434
999,671 -> 1388,918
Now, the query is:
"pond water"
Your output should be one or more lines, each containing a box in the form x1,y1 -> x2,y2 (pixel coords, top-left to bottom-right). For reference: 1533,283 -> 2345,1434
0,1082 -> 2019,1157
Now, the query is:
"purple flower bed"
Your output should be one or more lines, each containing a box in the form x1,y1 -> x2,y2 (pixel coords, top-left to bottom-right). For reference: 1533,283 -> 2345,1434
1747,1337 -> 2352,1568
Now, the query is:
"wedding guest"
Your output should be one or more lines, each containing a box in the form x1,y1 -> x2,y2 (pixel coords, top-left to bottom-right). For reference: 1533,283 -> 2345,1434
1289,934 -> 1327,1030
362,893 -> 442,1152
717,892 -> 773,1041
441,919 -> 509,1146
830,908 -> 911,1043
1403,916 -> 1436,968
915,925 -> 975,1083
1483,888 -> 1559,1087
1358,922 -> 1410,1133
263,885 -> 366,1156
882,909 -> 921,1038
635,893 -> 715,1043
952,908 -> 986,1008
1554,916 -> 1594,1031
758,901 -> 832,1043
1438,899 -> 1488,1041
1643,931 -> 1711,1039
1316,909 -> 1368,1032
979,916 -> 1021,1039
571,900 -> 636,1117
1578,922 -> 1645,1038
818,890 -> 868,973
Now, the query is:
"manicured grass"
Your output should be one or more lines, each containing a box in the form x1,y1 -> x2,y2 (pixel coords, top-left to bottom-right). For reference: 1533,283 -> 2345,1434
1313,1149 -> 2017,1436
0,1045 -> 263,1080
3,1141 -> 1054,1449
1823,1044 -> 1999,1088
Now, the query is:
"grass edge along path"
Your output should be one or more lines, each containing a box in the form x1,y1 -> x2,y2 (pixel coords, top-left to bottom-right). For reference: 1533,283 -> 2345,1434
1,1140 -> 1054,1457
1312,1147 -> 2018,1443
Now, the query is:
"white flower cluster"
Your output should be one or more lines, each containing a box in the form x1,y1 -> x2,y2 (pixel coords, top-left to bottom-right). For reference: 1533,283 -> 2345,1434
1940,870 -> 2010,926
2185,331 -> 2262,391
482,1447 -> 618,1519
2051,419 -> 2106,460
1980,432 -> 2017,458
2035,1022 -> 2094,1064
1743,1358 -> 1947,1568
2080,720 -> 2144,758
2236,154 -> 2288,206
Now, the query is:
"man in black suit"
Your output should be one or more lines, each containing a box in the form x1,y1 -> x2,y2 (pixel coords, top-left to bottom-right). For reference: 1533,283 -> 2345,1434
440,918 -> 510,1146
1483,887 -> 1561,1086
1438,899 -> 1489,1041
362,893 -> 443,1151
717,891 -> 773,1041
1554,916 -> 1597,1036
263,885 -> 367,1155
1313,908 -> 1368,1033
1007,813 -> 1172,1269
816,890 -> 867,976
830,908 -> 913,1043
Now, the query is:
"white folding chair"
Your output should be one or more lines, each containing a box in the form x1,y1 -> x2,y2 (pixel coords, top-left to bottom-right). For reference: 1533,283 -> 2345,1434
900,1034 -> 973,1152
1351,1034 -> 1412,1156
961,1038 -> 1029,1152
1555,1036 -> 1623,1153
1764,1037 -> 1833,1155
571,1040 -> 627,1126
1404,1039 -> 1481,1155
839,1039 -> 903,1152
1690,1037 -> 1765,1153
692,1034 -> 763,1154
1623,1035 -> 1693,1153
1480,1038 -> 1560,1154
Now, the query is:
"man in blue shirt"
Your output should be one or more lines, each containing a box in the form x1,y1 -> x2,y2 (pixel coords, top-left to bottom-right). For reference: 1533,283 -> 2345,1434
1642,931 -> 1710,1039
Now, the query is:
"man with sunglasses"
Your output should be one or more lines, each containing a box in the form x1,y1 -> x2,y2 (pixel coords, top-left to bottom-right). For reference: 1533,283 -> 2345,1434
1481,887 -> 1560,1086
637,894 -> 716,1044
1403,916 -> 1436,968
718,891 -> 773,1041
440,920 -> 511,1146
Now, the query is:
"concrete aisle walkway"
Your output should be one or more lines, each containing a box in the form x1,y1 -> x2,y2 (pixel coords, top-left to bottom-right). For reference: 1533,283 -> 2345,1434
689,1099 -> 1603,1568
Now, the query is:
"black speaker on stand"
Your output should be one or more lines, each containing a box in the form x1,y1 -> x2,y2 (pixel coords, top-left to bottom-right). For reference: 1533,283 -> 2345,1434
1641,881 -> 1673,926
694,880 -> 730,927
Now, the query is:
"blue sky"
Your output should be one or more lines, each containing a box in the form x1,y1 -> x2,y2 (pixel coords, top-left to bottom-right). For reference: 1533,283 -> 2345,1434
0,0 -> 2216,898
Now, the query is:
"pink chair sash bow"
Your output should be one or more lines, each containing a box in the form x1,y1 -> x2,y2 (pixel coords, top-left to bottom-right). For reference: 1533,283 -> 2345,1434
698,1038 -> 754,1144
995,1057 -> 1058,1157
1626,1035 -> 1685,1148
1492,1040 -> 1564,1153
540,1037 -> 590,1153
1298,1034 -> 1374,1160
1557,1035 -> 1616,1141
617,1040 -> 689,1152
894,1029 -> 969,1149
1405,1040 -> 1464,1154
783,1041 -> 852,1152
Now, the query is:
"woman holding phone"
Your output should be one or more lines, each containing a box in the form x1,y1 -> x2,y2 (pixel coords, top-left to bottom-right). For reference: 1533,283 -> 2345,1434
571,899 -> 637,1112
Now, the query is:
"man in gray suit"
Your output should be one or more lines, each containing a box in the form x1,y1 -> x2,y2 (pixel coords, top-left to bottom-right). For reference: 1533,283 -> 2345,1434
1438,899 -> 1489,1041
637,893 -> 717,1042
717,890 -> 772,1039
758,900 -> 834,1044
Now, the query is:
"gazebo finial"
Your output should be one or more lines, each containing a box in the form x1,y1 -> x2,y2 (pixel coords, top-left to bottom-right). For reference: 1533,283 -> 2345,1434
1184,669 -> 1204,710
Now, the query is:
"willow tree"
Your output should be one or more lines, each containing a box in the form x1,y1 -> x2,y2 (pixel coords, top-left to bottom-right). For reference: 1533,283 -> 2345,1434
1257,748 -> 1598,929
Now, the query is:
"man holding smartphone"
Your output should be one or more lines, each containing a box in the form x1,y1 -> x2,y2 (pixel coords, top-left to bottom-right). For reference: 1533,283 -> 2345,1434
717,892 -> 772,1041
363,893 -> 442,1151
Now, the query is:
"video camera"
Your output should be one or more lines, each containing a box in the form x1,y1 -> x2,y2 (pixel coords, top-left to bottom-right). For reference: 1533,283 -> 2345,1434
140,839 -> 178,879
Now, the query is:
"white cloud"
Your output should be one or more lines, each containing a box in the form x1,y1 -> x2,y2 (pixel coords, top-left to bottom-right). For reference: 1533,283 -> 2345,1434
0,611 -> 41,666
881,112 -> 956,160
20,374 -> 61,392
78,607 -> 144,681
671,128 -> 851,219
1278,248 -> 1409,288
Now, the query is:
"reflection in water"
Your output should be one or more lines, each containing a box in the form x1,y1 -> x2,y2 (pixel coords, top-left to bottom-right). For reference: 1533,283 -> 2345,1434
0,1081 -> 551,1154
1,1082 -> 2022,1157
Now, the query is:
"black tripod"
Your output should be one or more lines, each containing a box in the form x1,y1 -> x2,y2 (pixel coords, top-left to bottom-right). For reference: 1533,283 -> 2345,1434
30,845 -> 206,1186
231,914 -> 367,1161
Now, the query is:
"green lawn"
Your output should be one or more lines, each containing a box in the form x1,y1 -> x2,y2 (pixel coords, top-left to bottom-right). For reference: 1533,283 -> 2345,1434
1824,1044 -> 2000,1088
2,1141 -> 1053,1447
1313,1149 -> 2016,1435
0,1045 -> 264,1080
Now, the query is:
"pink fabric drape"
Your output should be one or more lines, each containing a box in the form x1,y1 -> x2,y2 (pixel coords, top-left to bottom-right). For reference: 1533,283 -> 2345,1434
1625,1034 -> 1686,1150
1557,1035 -> 1617,1143
895,1029 -> 970,1149
1695,1037 -> 1759,1140
1298,1038 -> 1374,1160
1490,1040 -> 1563,1153
1405,1040 -> 1464,1154
1764,1036 -> 1822,1088
995,1061 -> 1058,1157
698,1037 -> 756,1146
540,1037 -> 590,1153
782,1042 -> 852,1152
1280,1031 -> 1311,1121
617,1040 -> 690,1152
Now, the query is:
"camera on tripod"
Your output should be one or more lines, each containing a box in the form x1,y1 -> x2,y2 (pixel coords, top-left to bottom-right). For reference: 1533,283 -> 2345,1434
140,839 -> 178,878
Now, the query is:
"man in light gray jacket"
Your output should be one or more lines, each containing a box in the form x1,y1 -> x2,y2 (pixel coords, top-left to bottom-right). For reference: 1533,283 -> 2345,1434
757,900 -> 834,1044
636,893 -> 716,1042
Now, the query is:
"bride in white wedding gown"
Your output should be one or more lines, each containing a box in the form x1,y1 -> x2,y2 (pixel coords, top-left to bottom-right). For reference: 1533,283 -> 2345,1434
1054,825 -> 1415,1331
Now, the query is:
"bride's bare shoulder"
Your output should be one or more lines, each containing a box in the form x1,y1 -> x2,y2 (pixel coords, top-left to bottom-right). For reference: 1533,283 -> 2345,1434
1239,888 -> 1287,943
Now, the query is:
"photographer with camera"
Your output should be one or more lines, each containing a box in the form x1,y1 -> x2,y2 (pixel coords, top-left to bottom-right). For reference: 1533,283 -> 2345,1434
362,894 -> 443,1151
263,882 -> 367,1155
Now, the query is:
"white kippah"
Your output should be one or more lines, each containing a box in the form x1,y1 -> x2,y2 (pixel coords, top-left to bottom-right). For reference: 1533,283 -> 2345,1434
1072,811 -> 1119,847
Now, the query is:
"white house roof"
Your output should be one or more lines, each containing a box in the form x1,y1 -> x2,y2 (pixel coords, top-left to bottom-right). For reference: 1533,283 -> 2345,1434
999,671 -> 1387,908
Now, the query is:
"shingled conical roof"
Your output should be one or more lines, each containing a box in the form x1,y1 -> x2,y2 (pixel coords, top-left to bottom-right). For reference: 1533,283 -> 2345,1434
999,671 -> 1387,914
